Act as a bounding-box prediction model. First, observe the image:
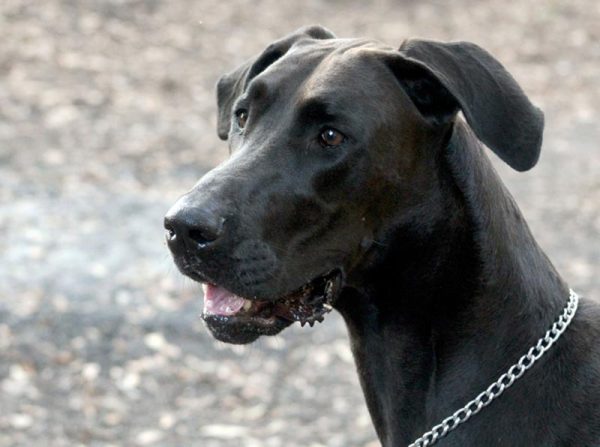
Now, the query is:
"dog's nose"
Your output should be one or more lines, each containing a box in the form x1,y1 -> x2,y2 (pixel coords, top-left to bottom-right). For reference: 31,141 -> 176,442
164,201 -> 225,251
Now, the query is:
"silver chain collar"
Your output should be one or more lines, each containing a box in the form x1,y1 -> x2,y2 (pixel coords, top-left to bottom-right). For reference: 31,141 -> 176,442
409,289 -> 580,447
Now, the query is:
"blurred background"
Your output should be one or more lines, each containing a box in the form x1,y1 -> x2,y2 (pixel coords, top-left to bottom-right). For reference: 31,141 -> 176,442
0,0 -> 598,446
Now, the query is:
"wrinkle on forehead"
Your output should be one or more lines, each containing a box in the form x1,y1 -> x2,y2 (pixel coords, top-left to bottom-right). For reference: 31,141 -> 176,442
301,44 -> 395,99
247,38 -> 386,101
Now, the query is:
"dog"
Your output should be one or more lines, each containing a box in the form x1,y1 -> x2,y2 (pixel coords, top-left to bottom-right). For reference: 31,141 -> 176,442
165,26 -> 600,446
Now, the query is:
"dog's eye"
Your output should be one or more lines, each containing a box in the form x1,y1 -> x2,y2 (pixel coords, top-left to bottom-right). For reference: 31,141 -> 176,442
235,109 -> 248,129
319,128 -> 345,147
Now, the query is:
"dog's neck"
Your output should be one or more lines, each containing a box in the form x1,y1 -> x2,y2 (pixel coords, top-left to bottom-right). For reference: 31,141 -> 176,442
335,121 -> 569,446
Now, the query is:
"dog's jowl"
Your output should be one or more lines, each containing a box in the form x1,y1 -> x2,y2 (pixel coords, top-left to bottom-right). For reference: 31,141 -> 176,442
165,26 -> 600,446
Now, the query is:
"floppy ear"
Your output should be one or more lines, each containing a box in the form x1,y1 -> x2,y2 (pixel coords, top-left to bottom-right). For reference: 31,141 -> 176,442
386,39 -> 544,171
216,25 -> 336,140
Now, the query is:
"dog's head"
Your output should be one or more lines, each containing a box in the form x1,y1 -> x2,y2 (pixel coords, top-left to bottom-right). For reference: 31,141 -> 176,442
165,26 -> 543,344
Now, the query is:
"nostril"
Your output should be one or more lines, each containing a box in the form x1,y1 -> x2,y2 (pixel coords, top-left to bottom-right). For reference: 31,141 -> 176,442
165,226 -> 176,241
188,228 -> 219,246
163,219 -> 177,241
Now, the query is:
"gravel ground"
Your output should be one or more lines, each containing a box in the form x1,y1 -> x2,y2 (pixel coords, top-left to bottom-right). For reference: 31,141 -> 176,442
0,1 -> 598,446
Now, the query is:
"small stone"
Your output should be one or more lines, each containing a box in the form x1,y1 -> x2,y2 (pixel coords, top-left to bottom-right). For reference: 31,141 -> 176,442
159,413 -> 175,429
144,332 -> 167,351
81,363 -> 100,381
119,372 -> 140,391
9,413 -> 33,429
143,332 -> 181,358
135,429 -> 164,445
89,263 -> 108,278
201,424 -> 248,439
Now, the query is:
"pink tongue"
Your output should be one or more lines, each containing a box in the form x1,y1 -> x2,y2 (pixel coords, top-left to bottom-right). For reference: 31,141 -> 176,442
203,284 -> 246,316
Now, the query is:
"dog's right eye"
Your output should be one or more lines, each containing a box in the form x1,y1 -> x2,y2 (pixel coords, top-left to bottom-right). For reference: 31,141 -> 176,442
319,128 -> 345,147
235,109 -> 248,129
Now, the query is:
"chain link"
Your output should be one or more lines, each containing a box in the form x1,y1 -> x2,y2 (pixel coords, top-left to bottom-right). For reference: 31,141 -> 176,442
408,289 -> 579,447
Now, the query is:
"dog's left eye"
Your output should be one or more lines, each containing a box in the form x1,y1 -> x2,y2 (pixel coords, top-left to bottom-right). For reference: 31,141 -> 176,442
319,128 -> 345,147
235,109 -> 248,129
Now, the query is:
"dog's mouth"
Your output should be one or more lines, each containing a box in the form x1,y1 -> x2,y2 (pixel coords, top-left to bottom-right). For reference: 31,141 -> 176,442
200,269 -> 343,344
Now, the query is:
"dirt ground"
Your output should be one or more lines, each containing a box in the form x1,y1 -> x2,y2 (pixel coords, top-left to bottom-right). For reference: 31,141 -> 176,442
0,0 -> 598,446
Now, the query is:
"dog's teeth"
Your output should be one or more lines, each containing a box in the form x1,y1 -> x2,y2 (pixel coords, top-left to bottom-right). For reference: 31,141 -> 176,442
309,321 -> 314,327
201,283 -> 208,294
243,300 -> 252,311
300,321 -> 306,327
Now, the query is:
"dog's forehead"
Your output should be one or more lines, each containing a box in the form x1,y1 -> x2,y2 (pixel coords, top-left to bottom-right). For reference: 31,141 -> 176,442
303,44 -> 393,96
254,38 -> 398,111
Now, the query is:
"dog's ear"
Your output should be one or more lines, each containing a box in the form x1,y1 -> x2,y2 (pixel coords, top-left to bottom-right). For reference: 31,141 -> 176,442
386,39 -> 544,171
216,25 -> 336,140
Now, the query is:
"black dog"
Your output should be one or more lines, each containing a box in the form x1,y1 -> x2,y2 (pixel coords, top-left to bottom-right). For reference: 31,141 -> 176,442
165,26 -> 600,446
